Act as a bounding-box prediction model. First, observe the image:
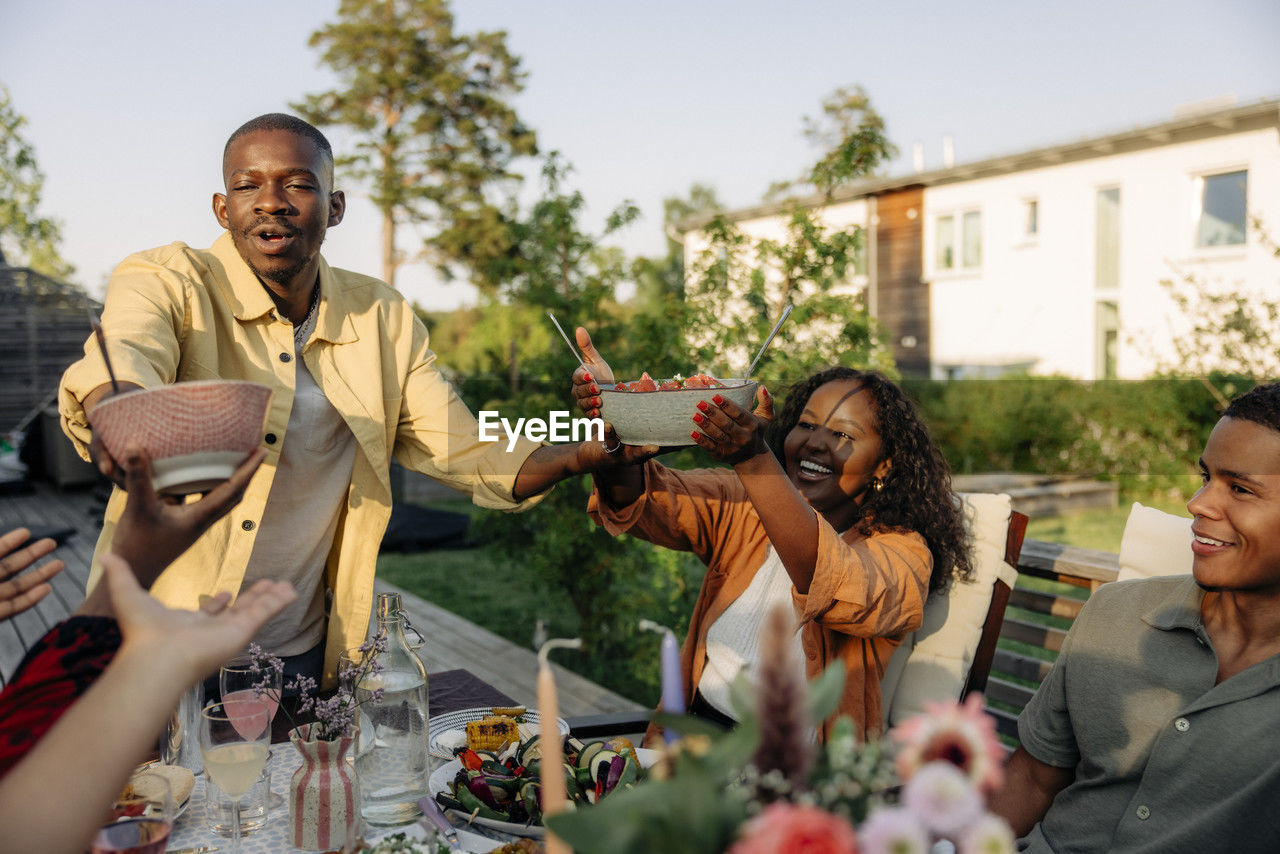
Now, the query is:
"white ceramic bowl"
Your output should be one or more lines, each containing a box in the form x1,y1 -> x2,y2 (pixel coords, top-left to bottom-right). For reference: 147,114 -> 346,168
599,379 -> 759,446
89,380 -> 272,495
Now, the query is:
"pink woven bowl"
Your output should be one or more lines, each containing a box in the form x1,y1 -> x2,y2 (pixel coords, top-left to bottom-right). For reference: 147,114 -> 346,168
89,380 -> 272,495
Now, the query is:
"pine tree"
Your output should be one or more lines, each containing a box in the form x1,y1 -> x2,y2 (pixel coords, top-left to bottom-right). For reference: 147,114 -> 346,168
294,0 -> 536,288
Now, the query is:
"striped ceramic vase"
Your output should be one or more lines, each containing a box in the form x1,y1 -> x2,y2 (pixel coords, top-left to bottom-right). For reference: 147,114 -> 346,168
289,723 -> 360,850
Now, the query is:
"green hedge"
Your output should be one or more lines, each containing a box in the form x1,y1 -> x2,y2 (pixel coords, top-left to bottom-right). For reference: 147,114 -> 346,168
902,375 -> 1254,498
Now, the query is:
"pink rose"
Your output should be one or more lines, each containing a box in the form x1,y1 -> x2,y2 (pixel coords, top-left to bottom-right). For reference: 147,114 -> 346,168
728,802 -> 860,854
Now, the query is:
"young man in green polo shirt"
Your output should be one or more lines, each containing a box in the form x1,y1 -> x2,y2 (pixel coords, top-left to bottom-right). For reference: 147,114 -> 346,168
992,381 -> 1280,852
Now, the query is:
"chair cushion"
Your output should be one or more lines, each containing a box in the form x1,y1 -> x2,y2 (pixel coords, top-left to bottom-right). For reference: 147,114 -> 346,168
1116,502 -> 1194,582
881,492 -> 1016,729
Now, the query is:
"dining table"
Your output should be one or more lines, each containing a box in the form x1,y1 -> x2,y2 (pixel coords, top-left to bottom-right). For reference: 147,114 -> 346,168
164,668 -> 525,853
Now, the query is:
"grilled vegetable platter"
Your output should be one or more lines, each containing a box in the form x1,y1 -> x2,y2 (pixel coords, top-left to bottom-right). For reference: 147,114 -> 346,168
429,734 -> 654,838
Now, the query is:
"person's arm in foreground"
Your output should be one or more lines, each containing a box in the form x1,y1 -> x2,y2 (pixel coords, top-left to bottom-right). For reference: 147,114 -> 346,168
988,745 -> 1075,839
0,555 -> 296,854
0,529 -> 65,622
0,447 -> 265,781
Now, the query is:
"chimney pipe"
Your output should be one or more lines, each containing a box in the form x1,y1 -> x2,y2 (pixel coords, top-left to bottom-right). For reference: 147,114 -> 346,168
912,141 -> 924,173
942,135 -> 955,169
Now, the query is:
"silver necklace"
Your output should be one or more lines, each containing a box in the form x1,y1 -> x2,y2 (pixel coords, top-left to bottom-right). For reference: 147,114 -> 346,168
292,285 -> 320,349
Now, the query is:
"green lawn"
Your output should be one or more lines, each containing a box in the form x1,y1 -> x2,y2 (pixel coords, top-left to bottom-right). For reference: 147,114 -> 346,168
1024,496 -> 1190,553
375,500 -> 578,660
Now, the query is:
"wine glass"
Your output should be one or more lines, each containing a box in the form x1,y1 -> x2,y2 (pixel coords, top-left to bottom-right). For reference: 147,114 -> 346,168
199,700 -> 270,854
90,771 -> 173,853
220,657 -> 283,809
219,657 -> 281,736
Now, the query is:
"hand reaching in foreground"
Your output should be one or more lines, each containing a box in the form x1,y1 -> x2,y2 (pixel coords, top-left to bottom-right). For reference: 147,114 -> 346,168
103,552 -> 297,682
0,528 -> 66,622
110,446 -> 265,589
691,385 -> 775,465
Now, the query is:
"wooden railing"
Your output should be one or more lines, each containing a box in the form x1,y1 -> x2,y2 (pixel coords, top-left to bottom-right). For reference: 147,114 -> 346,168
986,539 -> 1119,740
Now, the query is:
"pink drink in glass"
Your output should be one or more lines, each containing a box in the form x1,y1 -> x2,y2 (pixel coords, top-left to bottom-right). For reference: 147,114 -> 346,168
221,693 -> 275,741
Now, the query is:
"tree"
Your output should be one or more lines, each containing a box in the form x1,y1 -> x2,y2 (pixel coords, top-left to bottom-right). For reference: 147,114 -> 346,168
0,86 -> 74,280
294,0 -> 537,288
460,154 -> 703,701
801,85 -> 895,198
681,86 -> 896,390
1154,217 -> 1280,408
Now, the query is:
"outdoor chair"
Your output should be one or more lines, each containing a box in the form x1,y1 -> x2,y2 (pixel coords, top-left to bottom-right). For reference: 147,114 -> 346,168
1116,501 -> 1193,582
879,493 -> 1028,730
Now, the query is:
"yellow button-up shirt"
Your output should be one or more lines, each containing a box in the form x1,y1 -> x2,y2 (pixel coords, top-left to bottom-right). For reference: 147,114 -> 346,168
60,233 -> 543,685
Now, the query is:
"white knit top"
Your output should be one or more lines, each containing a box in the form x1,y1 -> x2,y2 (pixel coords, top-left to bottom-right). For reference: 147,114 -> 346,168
697,545 -> 806,720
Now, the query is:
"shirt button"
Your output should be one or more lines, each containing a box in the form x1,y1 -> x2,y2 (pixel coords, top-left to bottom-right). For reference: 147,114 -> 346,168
1174,717 -> 1190,732
241,520 -> 255,532
264,433 -> 278,445
1136,805 -> 1151,820
279,352 -> 292,363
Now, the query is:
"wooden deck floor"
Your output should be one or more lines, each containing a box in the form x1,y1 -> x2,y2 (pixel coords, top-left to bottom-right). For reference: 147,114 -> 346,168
0,480 -> 642,719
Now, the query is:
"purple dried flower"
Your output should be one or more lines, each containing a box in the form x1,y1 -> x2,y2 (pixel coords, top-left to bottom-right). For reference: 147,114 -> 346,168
255,629 -> 394,741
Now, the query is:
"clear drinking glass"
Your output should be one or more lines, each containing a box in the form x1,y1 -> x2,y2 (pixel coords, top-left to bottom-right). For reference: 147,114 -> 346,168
220,657 -> 283,809
199,700 -> 270,854
90,771 -> 173,854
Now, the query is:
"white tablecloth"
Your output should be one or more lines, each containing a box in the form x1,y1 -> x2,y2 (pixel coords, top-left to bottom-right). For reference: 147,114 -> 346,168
166,749 -> 508,853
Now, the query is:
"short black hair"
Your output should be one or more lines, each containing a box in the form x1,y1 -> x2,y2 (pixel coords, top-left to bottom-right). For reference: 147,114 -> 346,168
222,113 -> 333,182
1224,381 -> 1280,433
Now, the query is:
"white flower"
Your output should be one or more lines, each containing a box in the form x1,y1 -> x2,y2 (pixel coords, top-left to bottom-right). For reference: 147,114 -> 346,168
958,812 -> 1016,854
901,761 -> 983,838
859,806 -> 930,854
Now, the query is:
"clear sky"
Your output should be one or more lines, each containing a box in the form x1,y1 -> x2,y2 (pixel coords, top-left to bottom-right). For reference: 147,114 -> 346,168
2,0 -> 1277,309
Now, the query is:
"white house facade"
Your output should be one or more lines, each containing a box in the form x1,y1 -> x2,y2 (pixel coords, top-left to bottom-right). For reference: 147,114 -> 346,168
683,98 -> 1280,380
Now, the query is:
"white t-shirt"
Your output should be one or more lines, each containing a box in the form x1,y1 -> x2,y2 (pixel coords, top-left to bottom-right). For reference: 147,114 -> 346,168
241,328 -> 356,656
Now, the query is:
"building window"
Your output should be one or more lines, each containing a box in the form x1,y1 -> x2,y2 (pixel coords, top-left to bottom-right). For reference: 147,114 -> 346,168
1195,170 -> 1247,247
1024,199 -> 1039,236
852,238 -> 867,276
936,210 -> 981,270
936,215 -> 956,269
1095,187 -> 1120,291
962,211 -> 982,267
1095,300 -> 1119,380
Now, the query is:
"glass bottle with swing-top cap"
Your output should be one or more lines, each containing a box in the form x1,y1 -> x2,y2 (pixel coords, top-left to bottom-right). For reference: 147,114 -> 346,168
353,592 -> 430,825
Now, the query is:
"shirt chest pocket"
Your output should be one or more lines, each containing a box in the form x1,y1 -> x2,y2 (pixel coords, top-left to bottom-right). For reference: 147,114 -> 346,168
292,372 -> 348,455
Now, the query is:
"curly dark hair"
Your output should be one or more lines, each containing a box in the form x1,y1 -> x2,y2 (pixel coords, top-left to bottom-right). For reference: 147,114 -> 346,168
1224,381 -> 1280,433
765,367 -> 972,593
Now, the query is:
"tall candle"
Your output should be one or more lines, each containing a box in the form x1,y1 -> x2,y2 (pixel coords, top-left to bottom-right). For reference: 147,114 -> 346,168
660,629 -> 685,744
538,638 -> 580,854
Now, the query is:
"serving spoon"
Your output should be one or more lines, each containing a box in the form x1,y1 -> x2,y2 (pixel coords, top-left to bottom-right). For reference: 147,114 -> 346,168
546,311 -> 589,373
86,308 -> 121,395
745,304 -> 793,378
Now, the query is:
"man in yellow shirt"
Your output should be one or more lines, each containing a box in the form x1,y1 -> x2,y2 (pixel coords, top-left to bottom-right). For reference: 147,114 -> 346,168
60,114 -> 637,688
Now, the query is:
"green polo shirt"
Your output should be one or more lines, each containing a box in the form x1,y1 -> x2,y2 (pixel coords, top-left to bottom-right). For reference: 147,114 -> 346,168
1018,575 -> 1280,853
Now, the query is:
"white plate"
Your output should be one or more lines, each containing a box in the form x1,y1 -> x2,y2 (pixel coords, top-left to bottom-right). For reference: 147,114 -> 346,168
428,707 -> 567,760
428,747 -> 660,839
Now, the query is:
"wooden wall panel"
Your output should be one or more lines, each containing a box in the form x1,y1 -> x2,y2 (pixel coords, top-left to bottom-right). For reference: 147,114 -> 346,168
873,186 -> 930,377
